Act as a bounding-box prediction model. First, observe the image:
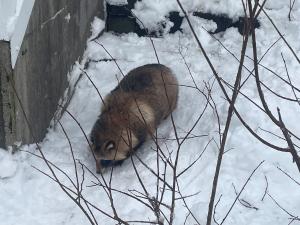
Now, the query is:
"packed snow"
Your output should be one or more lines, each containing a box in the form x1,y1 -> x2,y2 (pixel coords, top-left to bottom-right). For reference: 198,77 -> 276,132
0,0 -> 35,67
0,0 -> 22,40
1,1 -> 300,225
106,0 -> 128,6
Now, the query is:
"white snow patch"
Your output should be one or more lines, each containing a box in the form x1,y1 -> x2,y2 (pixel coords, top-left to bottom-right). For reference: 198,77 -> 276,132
132,0 -> 245,32
64,13 -> 71,23
89,17 -> 106,40
0,149 -> 18,179
0,0 -> 35,67
0,0 -> 20,40
106,0 -> 128,6
41,7 -> 65,29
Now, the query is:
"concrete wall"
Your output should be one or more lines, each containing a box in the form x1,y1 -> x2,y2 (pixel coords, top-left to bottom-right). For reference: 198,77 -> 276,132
0,41 -> 15,148
0,0 -> 105,146
0,42 -> 9,148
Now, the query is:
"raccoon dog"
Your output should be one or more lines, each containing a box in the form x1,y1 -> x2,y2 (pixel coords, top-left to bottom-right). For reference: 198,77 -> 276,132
90,64 -> 178,173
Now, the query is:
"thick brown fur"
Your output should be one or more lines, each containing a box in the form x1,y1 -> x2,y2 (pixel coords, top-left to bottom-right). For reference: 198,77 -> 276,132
90,64 -> 178,173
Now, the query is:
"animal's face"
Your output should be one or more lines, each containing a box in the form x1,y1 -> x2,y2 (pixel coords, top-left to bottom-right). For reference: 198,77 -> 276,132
90,116 -> 138,162
90,127 -> 126,161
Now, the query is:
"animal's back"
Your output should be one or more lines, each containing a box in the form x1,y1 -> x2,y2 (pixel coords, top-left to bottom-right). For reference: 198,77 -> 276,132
105,64 -> 178,126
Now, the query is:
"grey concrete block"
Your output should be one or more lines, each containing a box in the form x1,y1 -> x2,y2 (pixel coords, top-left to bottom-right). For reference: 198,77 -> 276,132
1,0 -> 105,146
0,41 -> 16,148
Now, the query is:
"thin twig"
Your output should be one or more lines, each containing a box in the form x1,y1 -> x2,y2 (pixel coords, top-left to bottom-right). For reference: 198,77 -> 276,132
220,161 -> 264,224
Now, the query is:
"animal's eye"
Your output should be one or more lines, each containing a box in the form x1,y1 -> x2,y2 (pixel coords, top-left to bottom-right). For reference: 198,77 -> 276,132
105,141 -> 115,151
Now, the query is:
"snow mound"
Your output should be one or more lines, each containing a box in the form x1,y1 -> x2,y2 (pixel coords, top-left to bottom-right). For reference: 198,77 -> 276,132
0,149 -> 18,179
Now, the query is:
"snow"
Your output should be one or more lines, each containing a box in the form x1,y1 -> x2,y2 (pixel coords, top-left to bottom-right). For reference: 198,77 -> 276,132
0,149 -> 18,179
0,0 -> 35,67
132,0 -> 245,32
1,1 -> 300,225
0,0 -> 19,40
106,0 -> 128,6
89,17 -> 106,40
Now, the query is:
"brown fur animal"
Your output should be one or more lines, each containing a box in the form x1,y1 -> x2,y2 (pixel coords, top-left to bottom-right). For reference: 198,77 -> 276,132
90,64 -> 178,173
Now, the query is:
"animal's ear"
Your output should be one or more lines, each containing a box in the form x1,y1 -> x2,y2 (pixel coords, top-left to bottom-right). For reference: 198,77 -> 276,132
105,141 -> 115,151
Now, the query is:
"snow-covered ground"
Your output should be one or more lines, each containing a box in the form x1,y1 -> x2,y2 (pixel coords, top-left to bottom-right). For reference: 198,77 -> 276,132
1,1 -> 300,225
